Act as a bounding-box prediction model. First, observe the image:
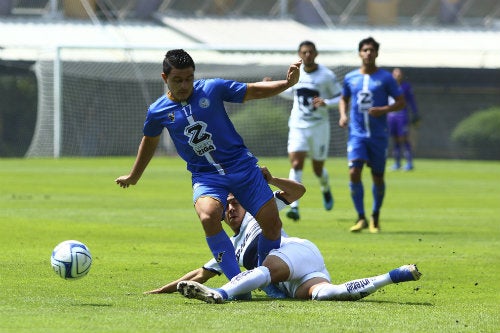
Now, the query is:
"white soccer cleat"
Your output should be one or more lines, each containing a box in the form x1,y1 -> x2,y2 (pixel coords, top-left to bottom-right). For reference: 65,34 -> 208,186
177,281 -> 224,304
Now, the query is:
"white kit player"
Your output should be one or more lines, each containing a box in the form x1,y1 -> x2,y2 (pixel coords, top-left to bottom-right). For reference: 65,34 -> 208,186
278,41 -> 342,221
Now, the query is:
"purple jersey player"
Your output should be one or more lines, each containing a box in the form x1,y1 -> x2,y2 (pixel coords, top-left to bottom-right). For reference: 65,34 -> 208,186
338,37 -> 405,233
115,49 -> 301,299
387,68 -> 420,171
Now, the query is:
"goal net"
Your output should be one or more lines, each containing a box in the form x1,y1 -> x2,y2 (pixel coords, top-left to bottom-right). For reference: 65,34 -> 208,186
26,46 -> 351,158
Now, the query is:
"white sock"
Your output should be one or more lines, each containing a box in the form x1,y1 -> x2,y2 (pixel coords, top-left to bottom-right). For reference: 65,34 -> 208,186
369,273 -> 393,288
318,168 -> 330,192
221,266 -> 271,299
289,169 -> 302,208
311,277 -> 379,301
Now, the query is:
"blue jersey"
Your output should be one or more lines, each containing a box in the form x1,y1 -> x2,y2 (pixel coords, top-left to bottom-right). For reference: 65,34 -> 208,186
342,69 -> 402,138
144,78 -> 256,175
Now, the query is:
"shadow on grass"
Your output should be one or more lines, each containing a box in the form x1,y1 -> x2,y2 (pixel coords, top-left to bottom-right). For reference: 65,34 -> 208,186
360,299 -> 433,306
73,303 -> 113,307
219,295 -> 434,306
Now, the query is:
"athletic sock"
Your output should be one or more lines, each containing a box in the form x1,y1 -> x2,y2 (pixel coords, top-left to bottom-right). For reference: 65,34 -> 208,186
404,142 -> 413,166
289,168 -> 302,208
219,266 -> 271,300
349,181 -> 364,216
372,183 -> 385,213
206,230 -> 240,280
393,142 -> 401,166
257,234 -> 280,266
318,168 -> 330,192
311,278 -> 377,301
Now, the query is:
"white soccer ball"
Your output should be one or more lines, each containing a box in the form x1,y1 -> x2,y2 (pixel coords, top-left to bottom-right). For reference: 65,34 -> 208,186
50,240 -> 92,280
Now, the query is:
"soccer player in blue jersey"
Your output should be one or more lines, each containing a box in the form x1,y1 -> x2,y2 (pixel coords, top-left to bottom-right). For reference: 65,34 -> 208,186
388,68 -> 420,171
115,49 -> 301,287
338,37 -> 406,233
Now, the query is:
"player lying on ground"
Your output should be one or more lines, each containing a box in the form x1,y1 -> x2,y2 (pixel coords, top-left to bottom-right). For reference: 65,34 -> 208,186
178,255 -> 421,303
144,166 -> 305,297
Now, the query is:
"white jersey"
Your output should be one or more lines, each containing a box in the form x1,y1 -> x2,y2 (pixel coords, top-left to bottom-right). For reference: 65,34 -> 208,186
281,64 -> 341,129
203,192 -> 289,274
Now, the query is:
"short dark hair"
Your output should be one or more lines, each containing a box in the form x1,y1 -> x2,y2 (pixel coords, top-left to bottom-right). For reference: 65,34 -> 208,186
162,49 -> 195,75
358,37 -> 380,52
298,40 -> 316,52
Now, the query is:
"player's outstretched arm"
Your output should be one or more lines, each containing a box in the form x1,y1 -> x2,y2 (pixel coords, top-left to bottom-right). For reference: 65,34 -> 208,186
260,166 -> 306,204
244,60 -> 301,101
144,267 -> 217,294
115,135 -> 160,188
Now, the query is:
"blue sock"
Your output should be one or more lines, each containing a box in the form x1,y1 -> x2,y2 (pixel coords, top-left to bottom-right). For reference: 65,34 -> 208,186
349,181 -> 364,216
404,142 -> 413,166
393,142 -> 401,166
206,231 -> 240,280
215,288 -> 228,300
372,183 -> 385,213
257,234 -> 280,266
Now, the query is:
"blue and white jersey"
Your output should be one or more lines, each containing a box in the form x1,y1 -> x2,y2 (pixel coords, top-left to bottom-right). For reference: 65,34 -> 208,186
203,192 -> 289,274
281,64 -> 341,129
144,78 -> 256,175
342,69 -> 402,138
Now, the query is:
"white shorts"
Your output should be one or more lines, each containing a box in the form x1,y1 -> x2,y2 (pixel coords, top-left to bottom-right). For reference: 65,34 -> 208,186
269,237 -> 331,298
287,122 -> 330,161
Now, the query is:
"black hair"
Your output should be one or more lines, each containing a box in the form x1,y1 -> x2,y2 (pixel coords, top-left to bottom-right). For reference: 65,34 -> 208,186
162,49 -> 195,75
298,40 -> 317,52
358,37 -> 380,52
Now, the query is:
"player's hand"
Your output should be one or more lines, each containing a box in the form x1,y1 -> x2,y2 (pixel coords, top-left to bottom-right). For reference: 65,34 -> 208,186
368,107 -> 386,117
286,59 -> 302,87
339,114 -> 348,128
115,175 -> 137,188
260,166 -> 272,183
312,96 -> 326,108
411,114 -> 421,127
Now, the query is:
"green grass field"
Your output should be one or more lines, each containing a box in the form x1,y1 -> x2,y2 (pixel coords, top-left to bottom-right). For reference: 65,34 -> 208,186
1,157 -> 499,333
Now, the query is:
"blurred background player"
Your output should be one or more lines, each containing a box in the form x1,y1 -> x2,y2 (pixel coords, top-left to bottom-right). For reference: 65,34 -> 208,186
338,37 -> 405,233
387,68 -> 420,171
273,40 -> 342,221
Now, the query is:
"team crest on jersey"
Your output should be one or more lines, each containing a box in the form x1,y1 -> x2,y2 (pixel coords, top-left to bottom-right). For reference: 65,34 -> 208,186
215,251 -> 225,263
199,97 -> 210,108
167,112 -> 175,122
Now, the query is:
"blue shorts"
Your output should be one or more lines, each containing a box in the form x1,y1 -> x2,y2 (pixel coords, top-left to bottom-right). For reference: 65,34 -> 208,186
192,163 -> 273,217
347,135 -> 388,174
388,115 -> 409,137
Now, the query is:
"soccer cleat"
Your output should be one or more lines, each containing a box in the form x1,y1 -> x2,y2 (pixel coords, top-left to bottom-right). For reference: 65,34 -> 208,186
286,207 -> 300,222
228,292 -> 252,301
177,281 -> 224,304
389,264 -> 422,283
391,163 -> 401,171
322,189 -> 334,211
261,283 -> 287,299
369,215 -> 380,233
403,164 -> 414,171
349,218 -> 368,232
